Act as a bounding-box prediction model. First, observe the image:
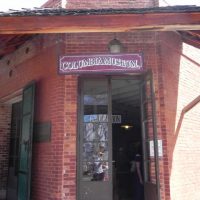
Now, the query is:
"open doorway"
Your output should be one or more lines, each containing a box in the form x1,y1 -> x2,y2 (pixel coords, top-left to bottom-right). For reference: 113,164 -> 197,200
112,78 -> 144,200
78,75 -> 159,200
7,101 -> 22,200
5,82 -> 35,200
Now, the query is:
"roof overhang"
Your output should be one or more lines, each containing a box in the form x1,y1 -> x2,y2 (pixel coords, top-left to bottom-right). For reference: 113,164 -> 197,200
0,7 -> 199,58
0,7 -> 200,34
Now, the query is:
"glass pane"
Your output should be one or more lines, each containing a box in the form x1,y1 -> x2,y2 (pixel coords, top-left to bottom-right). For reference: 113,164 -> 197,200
82,80 -> 109,181
83,142 -> 108,162
84,94 -> 108,105
84,105 -> 107,115
83,80 -> 108,96
23,88 -> 32,115
83,161 -> 109,182
82,142 -> 109,181
83,123 -> 108,142
84,114 -> 108,123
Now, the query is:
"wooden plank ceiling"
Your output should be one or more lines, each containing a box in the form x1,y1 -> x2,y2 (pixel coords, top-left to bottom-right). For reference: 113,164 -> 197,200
0,35 -> 34,59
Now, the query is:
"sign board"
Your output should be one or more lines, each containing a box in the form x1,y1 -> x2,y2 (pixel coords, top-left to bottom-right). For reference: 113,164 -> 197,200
59,54 -> 143,74
84,114 -> 121,124
33,121 -> 51,142
149,140 -> 163,157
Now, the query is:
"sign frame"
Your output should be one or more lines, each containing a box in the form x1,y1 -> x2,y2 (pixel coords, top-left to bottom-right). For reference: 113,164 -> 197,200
59,53 -> 144,74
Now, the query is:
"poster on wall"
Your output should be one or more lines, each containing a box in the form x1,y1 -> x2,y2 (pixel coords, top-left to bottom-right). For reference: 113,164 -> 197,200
59,54 -> 143,74
149,140 -> 163,157
82,122 -> 109,182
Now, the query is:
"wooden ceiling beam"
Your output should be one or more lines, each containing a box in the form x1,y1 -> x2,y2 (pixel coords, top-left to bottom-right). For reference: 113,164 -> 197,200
186,30 -> 200,38
0,12 -> 200,34
182,37 -> 200,49
178,30 -> 200,48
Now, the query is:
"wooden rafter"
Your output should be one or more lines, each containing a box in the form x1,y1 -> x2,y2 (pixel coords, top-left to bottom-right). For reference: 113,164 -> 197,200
186,30 -> 200,38
179,30 -> 200,49
0,35 -> 33,58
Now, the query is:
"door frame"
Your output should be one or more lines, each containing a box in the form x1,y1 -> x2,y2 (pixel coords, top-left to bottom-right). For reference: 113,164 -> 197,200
77,72 -> 160,200
0,90 -> 23,200
6,101 -> 22,200
140,70 -> 161,200
77,76 -> 113,200
17,81 -> 35,200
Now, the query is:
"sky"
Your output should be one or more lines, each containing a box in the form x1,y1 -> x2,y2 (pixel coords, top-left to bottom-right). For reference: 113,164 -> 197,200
159,0 -> 200,6
0,0 -> 199,11
0,0 -> 47,11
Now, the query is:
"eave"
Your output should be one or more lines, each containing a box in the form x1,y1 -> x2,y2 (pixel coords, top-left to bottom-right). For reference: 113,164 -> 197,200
0,7 -> 200,34
0,6 -> 199,58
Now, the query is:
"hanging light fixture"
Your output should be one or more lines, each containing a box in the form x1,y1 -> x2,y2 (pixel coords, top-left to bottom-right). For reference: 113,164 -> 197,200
121,124 -> 133,130
108,38 -> 123,53
120,109 -> 133,130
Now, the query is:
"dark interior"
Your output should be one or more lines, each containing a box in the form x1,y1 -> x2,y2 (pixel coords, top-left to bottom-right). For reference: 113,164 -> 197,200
7,102 -> 22,200
112,78 -> 143,200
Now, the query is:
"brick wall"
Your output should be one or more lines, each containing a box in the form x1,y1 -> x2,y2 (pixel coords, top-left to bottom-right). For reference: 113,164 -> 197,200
159,32 -> 200,200
62,75 -> 78,199
2,30 -> 199,200
42,0 -> 61,8
0,105 -> 11,200
66,0 -> 157,9
0,31 -> 167,200
0,34 -> 67,200
61,32 -> 166,199
0,34 -> 79,200
42,0 -> 158,9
